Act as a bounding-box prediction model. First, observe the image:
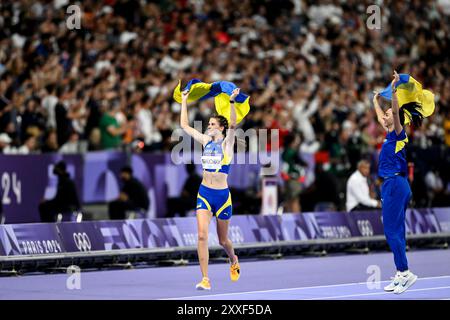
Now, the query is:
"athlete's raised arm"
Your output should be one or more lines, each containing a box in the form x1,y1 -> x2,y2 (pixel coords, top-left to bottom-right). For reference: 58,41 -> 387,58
373,91 -> 388,132
180,90 -> 211,146
390,71 -> 403,135
224,88 -> 239,156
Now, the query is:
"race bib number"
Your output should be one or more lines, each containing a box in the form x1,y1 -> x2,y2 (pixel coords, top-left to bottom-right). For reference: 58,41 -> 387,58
201,155 -> 222,170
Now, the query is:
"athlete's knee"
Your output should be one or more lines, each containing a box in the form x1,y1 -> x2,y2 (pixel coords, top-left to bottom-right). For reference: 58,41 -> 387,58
219,238 -> 230,248
384,231 -> 402,242
198,231 -> 208,243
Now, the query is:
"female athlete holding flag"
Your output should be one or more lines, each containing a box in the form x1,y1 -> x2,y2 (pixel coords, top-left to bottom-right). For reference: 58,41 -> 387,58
373,71 -> 422,294
180,87 -> 241,290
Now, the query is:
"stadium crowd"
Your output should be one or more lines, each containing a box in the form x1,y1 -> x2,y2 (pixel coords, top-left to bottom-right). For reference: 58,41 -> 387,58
0,0 -> 449,212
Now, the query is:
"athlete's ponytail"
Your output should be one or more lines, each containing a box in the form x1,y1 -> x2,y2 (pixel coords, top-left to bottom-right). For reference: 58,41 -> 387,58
399,102 -> 424,128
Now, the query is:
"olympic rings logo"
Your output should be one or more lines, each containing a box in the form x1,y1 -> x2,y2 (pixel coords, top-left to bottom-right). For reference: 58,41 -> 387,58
357,220 -> 374,237
72,232 -> 92,252
229,226 -> 244,243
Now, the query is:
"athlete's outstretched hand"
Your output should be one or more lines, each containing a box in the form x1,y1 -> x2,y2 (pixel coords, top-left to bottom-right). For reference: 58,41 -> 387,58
391,70 -> 400,89
181,90 -> 189,103
230,88 -> 240,101
373,91 -> 380,103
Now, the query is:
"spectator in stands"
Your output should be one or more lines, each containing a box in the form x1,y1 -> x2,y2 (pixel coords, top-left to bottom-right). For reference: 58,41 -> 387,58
281,133 -> 308,213
0,0 -> 449,213
54,87 -> 73,147
39,161 -> 80,222
108,166 -> 149,220
42,84 -> 58,130
301,163 -> 340,212
0,133 -> 12,154
60,130 -> 86,153
346,160 -> 381,212
410,164 -> 429,208
20,96 -> 46,141
166,164 -> 202,217
425,164 -> 447,207
134,94 -> 155,149
87,128 -> 102,151
41,128 -> 59,153
99,104 -> 127,150
11,134 -> 39,154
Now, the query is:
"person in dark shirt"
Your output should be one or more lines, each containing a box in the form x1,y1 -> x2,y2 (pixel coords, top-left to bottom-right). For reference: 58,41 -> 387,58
41,129 -> 59,153
55,88 -> 72,147
108,166 -> 149,220
281,133 -> 308,213
20,97 -> 46,141
300,163 -> 340,212
166,164 -> 202,217
39,161 -> 80,222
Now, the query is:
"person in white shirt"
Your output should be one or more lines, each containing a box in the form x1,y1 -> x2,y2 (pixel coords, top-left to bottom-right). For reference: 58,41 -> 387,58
8,134 -> 39,155
134,95 -> 154,146
424,166 -> 446,206
0,133 -> 12,153
292,89 -> 319,144
60,131 -> 87,154
346,160 -> 381,212
42,84 -> 58,129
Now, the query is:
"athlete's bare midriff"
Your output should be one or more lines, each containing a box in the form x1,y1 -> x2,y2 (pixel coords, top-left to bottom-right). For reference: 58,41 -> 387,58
201,170 -> 228,189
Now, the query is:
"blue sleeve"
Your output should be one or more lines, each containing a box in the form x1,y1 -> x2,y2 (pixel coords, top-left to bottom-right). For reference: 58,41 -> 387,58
394,129 -> 406,141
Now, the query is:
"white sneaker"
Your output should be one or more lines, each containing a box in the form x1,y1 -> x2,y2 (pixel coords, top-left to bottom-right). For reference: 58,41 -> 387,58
394,271 -> 418,294
384,272 -> 402,292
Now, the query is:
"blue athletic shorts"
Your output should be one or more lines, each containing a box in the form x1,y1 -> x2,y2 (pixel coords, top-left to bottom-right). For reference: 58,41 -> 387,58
196,184 -> 232,220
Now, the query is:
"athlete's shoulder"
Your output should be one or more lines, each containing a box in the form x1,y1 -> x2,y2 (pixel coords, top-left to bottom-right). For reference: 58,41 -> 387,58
203,137 -> 213,147
395,129 -> 407,140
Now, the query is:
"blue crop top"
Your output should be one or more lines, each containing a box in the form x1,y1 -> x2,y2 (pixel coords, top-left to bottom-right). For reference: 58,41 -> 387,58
201,140 -> 231,174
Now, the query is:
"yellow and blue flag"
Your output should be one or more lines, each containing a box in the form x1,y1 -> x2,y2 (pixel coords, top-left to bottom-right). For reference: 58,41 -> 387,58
379,74 -> 435,125
173,79 -> 250,124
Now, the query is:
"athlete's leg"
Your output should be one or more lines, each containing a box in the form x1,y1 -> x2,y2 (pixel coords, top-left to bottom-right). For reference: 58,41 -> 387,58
217,217 -> 241,282
215,189 -> 240,281
400,182 -> 412,255
382,177 -> 418,293
382,177 -> 409,272
197,209 -> 212,279
216,218 -> 237,264
215,190 -> 236,263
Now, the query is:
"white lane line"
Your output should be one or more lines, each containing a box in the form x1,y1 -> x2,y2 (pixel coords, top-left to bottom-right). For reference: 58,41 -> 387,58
160,275 -> 450,300
310,286 -> 450,300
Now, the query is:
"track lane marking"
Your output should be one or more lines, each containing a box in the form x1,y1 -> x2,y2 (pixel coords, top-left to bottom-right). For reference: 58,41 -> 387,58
161,275 -> 450,300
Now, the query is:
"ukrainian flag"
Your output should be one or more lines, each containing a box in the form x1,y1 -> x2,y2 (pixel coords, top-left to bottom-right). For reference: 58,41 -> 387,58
173,79 -> 250,124
379,74 -> 435,125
